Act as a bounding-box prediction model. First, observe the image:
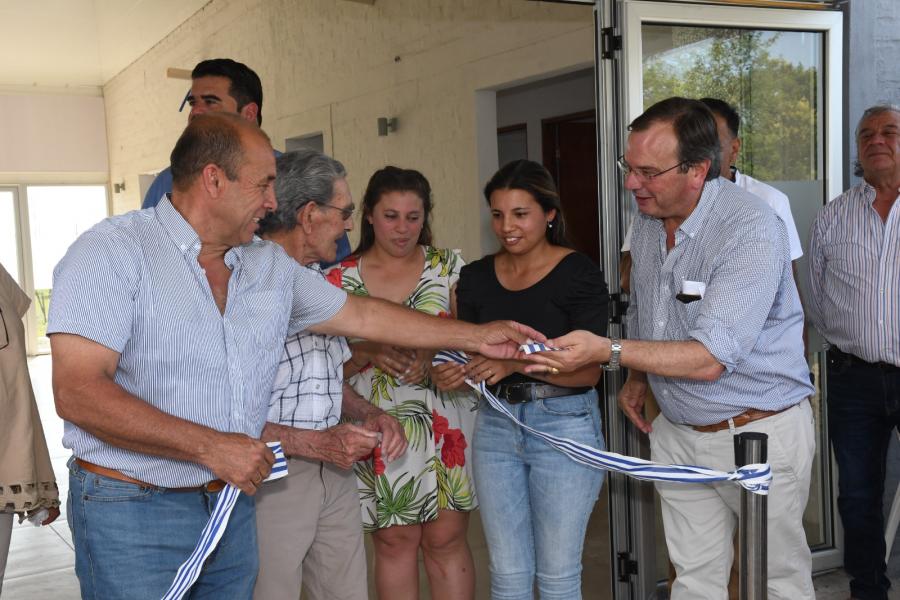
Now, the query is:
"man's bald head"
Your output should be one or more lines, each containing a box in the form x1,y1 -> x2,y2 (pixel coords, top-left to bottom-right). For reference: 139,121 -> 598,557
170,113 -> 271,192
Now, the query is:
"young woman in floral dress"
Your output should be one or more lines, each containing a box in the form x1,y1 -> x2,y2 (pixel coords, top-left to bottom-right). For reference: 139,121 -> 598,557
327,166 -> 478,600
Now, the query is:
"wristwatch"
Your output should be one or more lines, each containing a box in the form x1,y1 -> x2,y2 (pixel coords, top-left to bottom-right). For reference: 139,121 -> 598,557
603,338 -> 622,372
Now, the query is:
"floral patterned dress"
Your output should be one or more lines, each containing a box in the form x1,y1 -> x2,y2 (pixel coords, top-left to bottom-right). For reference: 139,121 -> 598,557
326,246 -> 478,532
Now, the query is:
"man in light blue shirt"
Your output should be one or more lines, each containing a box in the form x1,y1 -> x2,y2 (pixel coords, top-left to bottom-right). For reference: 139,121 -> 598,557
528,97 -> 815,599
141,58 -> 350,265
48,113 -> 538,600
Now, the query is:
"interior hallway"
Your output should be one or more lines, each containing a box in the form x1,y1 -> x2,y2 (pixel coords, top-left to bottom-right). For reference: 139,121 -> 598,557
3,355 -> 897,599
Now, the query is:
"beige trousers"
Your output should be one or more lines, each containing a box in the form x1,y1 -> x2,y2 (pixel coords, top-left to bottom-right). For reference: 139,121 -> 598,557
650,400 -> 815,600
253,457 -> 368,600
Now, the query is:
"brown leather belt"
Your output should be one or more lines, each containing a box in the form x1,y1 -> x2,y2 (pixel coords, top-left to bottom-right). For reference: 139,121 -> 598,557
692,407 -> 786,433
75,458 -> 226,493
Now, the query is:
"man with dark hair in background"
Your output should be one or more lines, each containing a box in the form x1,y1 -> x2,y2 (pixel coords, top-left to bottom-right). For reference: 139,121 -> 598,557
141,58 -> 350,263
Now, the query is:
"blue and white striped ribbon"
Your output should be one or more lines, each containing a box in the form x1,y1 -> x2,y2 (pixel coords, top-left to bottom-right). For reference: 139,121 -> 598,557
433,349 -> 771,495
161,441 -> 288,600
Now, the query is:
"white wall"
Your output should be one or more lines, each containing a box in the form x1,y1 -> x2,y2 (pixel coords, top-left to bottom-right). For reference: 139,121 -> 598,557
103,0 -> 595,259
0,93 -> 108,178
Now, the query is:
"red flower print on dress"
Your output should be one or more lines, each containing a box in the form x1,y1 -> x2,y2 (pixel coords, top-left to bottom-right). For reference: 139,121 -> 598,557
325,268 -> 343,288
341,255 -> 360,268
441,429 -> 467,468
437,311 -> 452,319
433,410 -> 450,444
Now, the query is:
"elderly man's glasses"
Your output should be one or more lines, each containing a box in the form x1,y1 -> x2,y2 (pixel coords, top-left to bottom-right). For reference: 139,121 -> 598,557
318,203 -> 355,221
616,155 -> 686,181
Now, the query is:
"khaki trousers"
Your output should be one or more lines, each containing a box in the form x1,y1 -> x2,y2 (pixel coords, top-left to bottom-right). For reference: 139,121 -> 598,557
254,457 -> 368,600
650,400 -> 815,600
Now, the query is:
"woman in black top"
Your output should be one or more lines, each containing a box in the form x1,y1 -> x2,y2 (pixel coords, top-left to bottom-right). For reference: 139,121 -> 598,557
432,159 -> 609,599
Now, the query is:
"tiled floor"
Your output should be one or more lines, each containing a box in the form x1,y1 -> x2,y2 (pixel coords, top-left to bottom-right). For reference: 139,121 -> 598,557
3,355 -> 898,599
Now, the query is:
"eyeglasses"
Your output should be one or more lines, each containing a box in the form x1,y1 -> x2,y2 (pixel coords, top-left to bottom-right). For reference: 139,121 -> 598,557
616,155 -> 686,182
318,203 -> 355,221
0,307 -> 9,351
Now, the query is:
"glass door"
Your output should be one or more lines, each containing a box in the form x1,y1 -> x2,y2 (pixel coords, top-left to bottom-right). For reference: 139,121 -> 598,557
595,1 -> 843,597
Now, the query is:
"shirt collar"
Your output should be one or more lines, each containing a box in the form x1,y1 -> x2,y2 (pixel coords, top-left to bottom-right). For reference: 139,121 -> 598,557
676,177 -> 722,241
155,194 -> 201,255
154,194 -> 247,266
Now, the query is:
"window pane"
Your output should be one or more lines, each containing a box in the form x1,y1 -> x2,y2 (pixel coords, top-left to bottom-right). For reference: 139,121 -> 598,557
27,185 -> 107,352
642,26 -> 822,181
640,24 -> 831,558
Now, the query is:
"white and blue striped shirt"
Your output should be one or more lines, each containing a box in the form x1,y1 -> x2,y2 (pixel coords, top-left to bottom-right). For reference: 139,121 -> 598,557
808,182 -> 900,366
47,197 -> 347,487
627,177 -> 814,426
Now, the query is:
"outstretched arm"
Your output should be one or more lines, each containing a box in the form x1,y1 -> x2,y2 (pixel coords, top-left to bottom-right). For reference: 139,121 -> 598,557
309,295 -> 545,359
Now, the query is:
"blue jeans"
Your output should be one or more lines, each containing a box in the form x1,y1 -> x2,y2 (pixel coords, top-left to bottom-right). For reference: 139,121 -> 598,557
473,389 -> 605,600
67,458 -> 258,600
827,350 -> 900,600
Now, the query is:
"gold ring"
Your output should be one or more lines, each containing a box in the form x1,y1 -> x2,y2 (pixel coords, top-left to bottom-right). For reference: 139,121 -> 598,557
549,367 -> 560,375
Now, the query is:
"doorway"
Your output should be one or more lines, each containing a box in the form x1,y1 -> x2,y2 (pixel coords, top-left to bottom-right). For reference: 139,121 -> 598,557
495,68 -> 601,264
595,1 -> 844,597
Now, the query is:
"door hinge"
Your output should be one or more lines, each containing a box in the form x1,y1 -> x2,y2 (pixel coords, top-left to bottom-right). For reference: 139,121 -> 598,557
601,27 -> 622,60
609,292 -> 629,325
616,551 -> 639,582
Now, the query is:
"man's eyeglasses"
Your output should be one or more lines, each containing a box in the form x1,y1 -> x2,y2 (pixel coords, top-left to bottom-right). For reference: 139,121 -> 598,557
0,307 -> 9,351
318,203 -> 355,221
616,155 -> 686,182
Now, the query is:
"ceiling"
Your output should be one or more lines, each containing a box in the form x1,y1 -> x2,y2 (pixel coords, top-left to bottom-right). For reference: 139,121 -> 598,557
0,0 -> 210,93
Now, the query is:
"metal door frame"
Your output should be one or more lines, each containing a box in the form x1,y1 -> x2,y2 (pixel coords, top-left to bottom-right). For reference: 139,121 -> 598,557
593,1 -> 844,597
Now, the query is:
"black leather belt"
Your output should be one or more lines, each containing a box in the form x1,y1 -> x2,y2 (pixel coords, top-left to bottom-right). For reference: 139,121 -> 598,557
488,382 -> 591,404
828,347 -> 900,373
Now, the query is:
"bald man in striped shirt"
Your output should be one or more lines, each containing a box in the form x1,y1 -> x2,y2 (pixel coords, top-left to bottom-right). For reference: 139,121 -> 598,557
48,113 -> 542,600
809,104 -> 900,600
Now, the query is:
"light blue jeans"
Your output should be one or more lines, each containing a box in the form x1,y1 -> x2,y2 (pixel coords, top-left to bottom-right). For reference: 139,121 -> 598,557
67,458 -> 258,600
473,388 -> 605,600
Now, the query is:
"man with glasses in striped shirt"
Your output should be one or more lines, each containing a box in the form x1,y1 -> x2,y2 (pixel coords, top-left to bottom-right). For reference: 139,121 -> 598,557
809,105 -> 900,600
528,97 -> 816,599
47,113 -> 539,600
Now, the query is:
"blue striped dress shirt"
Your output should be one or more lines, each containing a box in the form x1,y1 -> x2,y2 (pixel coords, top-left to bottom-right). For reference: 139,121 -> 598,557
47,197 -> 347,487
627,177 -> 814,426
808,182 -> 900,366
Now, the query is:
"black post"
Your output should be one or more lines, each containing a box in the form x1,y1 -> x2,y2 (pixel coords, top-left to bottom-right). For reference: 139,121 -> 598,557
734,432 -> 768,600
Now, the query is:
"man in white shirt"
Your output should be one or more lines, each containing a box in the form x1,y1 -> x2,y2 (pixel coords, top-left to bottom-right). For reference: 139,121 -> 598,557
699,97 -> 803,260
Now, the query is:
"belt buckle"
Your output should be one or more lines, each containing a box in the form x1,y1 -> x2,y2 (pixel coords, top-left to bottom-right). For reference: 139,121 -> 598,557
203,480 -> 225,493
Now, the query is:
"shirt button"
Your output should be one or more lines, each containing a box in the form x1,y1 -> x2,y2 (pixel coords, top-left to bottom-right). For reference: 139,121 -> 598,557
180,244 -> 187,251
663,390 -> 670,395
315,384 -> 321,390
657,320 -> 665,327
